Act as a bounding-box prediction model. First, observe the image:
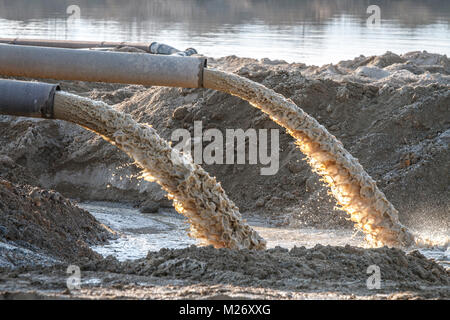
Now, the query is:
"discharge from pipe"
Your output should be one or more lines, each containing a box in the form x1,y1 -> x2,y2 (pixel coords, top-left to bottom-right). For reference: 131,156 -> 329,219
203,68 -> 415,248
52,91 -> 266,250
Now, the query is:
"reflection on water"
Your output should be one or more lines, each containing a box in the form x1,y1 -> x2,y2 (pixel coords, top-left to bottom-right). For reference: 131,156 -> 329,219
0,0 -> 448,64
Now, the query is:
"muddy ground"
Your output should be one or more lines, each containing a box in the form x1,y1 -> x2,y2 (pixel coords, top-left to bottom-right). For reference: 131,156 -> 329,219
0,178 -> 114,268
1,245 -> 448,300
0,51 -> 448,299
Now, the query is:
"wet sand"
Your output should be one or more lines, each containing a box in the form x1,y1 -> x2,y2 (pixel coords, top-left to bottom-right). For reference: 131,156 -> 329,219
2,202 -> 448,300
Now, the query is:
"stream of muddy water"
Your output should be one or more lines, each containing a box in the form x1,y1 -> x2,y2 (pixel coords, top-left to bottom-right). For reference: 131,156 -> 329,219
55,65 -> 439,251
79,202 -> 449,270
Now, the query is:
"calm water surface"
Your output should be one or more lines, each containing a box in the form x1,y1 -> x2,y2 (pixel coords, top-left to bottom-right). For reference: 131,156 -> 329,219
0,0 -> 449,65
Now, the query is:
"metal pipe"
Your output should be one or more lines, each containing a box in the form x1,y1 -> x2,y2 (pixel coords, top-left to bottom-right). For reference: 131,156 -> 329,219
0,79 -> 59,118
0,38 -> 153,52
0,43 -> 206,88
0,38 -> 199,56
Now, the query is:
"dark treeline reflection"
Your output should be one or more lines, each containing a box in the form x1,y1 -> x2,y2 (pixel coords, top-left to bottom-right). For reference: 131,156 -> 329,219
0,0 -> 449,27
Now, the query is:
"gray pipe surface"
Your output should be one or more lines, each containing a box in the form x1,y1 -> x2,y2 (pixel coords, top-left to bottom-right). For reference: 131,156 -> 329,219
0,79 -> 59,118
0,38 -> 153,52
0,38 -> 199,57
0,44 -> 206,88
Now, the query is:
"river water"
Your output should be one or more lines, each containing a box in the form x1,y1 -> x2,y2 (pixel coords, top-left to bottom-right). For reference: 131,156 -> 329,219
79,202 -> 449,270
0,0 -> 449,65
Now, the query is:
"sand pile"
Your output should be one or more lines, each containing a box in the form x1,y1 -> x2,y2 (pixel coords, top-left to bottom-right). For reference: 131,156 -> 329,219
0,243 -> 448,299
0,51 -> 448,233
79,245 -> 448,297
0,179 -> 113,269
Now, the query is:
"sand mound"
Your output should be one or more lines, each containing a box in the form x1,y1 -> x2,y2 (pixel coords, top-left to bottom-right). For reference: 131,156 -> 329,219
0,51 -> 448,233
0,179 -> 114,269
1,243 -> 448,299
81,245 -> 448,297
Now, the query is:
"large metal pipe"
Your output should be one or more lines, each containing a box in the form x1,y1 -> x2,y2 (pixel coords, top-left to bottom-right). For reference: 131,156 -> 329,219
0,79 -> 59,118
0,43 -> 206,88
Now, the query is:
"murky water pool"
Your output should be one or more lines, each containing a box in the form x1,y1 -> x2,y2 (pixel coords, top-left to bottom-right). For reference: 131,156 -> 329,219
79,202 -> 449,270
79,202 -> 198,260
